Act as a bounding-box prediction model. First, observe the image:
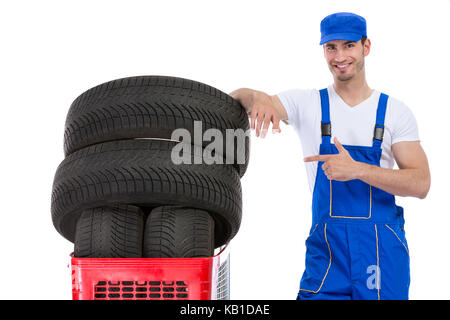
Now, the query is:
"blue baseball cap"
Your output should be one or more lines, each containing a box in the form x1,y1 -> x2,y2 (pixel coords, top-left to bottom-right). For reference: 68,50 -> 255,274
320,12 -> 367,45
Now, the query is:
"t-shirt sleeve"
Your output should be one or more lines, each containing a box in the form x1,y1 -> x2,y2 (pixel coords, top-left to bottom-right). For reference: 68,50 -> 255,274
391,102 -> 420,144
276,89 -> 308,131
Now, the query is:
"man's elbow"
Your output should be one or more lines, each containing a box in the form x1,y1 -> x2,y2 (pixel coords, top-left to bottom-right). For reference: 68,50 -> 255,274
417,172 -> 431,199
418,190 -> 428,200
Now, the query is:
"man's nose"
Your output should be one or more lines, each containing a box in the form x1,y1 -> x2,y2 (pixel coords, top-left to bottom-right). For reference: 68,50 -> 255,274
334,48 -> 347,62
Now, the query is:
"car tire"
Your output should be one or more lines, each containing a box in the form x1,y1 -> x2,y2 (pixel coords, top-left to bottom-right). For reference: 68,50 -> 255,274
73,204 -> 144,258
143,206 -> 214,258
63,75 -> 250,177
51,139 -> 241,248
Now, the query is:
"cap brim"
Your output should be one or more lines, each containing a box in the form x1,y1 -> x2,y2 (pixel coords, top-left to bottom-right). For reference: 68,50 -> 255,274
320,32 -> 363,45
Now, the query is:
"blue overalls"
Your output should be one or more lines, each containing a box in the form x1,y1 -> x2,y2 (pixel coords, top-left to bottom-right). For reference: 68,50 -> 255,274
297,88 -> 410,300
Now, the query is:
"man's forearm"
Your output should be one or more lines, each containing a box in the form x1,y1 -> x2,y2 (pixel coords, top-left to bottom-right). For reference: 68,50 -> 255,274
356,162 -> 430,199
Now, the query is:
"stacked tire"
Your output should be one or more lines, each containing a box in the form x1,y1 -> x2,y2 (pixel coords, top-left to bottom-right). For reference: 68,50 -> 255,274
51,76 -> 250,258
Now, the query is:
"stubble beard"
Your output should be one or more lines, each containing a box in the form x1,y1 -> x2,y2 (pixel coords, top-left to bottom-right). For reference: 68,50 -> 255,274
332,55 -> 365,82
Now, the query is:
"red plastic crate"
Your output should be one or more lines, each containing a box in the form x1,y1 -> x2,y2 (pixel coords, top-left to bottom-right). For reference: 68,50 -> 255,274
70,245 -> 230,300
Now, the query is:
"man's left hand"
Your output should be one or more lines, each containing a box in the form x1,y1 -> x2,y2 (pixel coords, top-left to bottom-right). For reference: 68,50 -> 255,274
303,137 -> 366,181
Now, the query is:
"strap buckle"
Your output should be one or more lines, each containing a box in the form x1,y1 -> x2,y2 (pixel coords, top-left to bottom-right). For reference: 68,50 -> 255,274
373,125 -> 384,141
321,122 -> 331,136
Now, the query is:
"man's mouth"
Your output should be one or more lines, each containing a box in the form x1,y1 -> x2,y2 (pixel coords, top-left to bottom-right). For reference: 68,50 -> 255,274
334,62 -> 352,71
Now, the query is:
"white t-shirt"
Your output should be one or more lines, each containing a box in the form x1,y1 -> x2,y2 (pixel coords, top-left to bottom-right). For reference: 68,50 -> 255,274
277,85 -> 420,193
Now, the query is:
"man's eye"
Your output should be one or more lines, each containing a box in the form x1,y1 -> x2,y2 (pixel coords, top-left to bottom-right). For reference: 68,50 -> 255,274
346,44 -> 354,48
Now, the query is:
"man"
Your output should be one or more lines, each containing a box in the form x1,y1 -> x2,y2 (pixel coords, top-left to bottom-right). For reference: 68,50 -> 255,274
230,12 -> 430,300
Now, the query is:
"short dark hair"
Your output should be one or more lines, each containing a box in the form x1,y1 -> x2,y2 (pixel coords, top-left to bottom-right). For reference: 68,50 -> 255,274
361,36 -> 367,45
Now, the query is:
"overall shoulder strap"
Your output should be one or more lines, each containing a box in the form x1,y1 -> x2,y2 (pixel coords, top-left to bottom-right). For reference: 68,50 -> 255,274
372,92 -> 389,148
319,88 -> 331,145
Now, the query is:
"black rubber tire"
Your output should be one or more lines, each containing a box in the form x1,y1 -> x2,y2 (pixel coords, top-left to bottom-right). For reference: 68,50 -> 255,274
63,75 -> 250,177
73,204 -> 144,258
51,139 -> 241,248
143,206 -> 214,258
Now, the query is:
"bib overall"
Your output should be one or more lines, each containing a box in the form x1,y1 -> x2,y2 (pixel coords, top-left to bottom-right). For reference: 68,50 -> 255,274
297,88 -> 410,300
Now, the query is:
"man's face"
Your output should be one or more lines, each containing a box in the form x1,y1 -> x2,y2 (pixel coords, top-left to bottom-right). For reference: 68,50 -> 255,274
323,39 -> 370,82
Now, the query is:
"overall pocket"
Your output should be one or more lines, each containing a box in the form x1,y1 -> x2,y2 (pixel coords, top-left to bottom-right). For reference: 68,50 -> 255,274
380,224 -> 410,299
299,224 -> 332,293
384,224 -> 409,256
330,179 -> 372,219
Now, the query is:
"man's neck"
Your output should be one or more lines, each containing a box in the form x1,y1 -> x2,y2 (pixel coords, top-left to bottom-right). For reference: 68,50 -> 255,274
333,72 -> 373,107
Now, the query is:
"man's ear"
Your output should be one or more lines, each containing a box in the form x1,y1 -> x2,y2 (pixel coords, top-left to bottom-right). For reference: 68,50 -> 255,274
363,38 -> 371,57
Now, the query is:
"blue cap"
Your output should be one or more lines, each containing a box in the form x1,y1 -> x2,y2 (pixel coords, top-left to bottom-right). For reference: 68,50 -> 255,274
320,12 -> 367,45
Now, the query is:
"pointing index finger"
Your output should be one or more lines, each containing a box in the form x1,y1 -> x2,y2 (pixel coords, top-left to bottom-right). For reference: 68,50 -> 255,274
304,155 -> 331,162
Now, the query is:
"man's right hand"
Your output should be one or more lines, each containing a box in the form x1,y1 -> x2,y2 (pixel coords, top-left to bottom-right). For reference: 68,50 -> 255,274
229,88 -> 288,138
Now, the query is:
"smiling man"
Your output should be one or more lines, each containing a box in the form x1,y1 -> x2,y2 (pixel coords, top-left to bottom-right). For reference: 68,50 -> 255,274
230,12 -> 430,300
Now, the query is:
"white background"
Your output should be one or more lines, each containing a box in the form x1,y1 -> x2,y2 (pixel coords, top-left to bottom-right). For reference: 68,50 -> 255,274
0,0 -> 448,299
